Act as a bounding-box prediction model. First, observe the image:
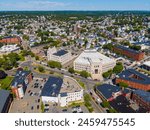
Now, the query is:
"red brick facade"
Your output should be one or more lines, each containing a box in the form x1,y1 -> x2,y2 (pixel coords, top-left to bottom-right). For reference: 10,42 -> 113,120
11,73 -> 33,99
114,46 -> 145,61
0,37 -> 21,44
116,78 -> 150,91
131,93 -> 150,112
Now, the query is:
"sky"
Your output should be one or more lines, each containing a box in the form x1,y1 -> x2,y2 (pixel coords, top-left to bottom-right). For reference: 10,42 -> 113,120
0,0 -> 150,11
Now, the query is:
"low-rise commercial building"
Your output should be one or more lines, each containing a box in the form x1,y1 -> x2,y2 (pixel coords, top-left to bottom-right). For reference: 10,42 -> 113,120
0,90 -> 13,113
41,76 -> 84,107
131,90 -> 150,112
116,69 -> 150,91
74,49 -> 116,80
114,45 -> 145,61
109,95 -> 135,113
96,84 -> 130,102
142,61 -> 150,71
0,36 -> 21,44
47,47 -> 72,65
11,70 -> 33,99
0,44 -> 20,54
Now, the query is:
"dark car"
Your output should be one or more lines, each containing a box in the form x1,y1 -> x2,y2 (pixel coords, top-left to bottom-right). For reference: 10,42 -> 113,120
28,90 -> 31,93
72,111 -> 77,113
62,109 -> 67,112
30,92 -> 33,96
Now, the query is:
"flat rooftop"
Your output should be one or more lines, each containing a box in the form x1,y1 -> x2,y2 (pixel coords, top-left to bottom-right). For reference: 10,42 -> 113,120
74,49 -> 115,65
0,45 -> 20,52
133,90 -> 150,103
96,84 -> 121,99
109,95 -> 135,113
41,76 -> 82,97
60,76 -> 82,94
118,69 -> 150,85
53,50 -> 68,56
0,89 -> 10,112
41,77 -> 63,97
143,61 -> 150,67
11,70 -> 31,87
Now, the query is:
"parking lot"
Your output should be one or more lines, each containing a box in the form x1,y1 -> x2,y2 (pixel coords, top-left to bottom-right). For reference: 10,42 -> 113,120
9,78 -> 47,113
43,102 -> 89,113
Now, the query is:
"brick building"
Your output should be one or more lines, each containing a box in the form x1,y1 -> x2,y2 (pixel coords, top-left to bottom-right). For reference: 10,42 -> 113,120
114,45 -> 145,61
11,70 -> 33,99
116,69 -> 150,91
96,84 -> 130,101
131,90 -> 150,112
0,36 -> 21,44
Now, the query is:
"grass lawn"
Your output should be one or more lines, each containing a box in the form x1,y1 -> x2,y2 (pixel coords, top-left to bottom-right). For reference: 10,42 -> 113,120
0,76 -> 14,90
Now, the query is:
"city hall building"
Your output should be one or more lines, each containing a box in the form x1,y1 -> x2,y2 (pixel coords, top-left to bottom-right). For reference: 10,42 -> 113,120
74,49 -> 116,80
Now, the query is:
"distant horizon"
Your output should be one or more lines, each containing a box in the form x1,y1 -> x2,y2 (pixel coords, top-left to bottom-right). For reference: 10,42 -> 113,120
0,10 -> 150,12
0,0 -> 150,11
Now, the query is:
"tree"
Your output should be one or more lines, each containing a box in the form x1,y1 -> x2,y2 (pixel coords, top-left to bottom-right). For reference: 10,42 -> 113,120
80,70 -> 90,78
68,67 -> 75,74
113,62 -> 123,74
129,45 -> 141,51
121,41 -> 131,46
148,28 -> 150,34
103,69 -> 113,78
35,56 -> 39,61
47,61 -> 62,69
38,66 -> 45,73
119,82 -> 128,89
102,43 -> 114,51
103,72 -> 110,78
23,35 -> 29,41
0,70 -> 7,79
101,101 -> 110,108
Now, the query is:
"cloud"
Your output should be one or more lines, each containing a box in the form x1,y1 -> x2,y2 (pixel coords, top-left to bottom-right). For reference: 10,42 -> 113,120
28,0 -> 67,7
0,0 -> 70,10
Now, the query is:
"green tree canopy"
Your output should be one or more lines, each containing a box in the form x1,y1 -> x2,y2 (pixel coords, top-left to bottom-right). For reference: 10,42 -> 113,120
47,61 -> 62,69
80,70 -> 90,78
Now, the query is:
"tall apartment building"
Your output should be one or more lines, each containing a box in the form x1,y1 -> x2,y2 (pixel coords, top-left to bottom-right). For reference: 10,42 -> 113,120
74,49 -> 116,80
47,47 -> 72,65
